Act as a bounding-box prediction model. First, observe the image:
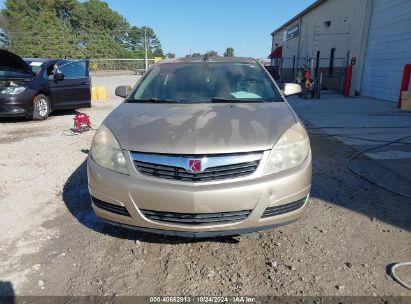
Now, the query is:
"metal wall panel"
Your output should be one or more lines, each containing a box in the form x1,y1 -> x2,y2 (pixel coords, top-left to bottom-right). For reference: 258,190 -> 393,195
361,0 -> 411,102
277,0 -> 368,61
272,0 -> 371,93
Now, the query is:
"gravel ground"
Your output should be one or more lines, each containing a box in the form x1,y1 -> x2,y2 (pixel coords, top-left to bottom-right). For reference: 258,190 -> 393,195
0,80 -> 410,297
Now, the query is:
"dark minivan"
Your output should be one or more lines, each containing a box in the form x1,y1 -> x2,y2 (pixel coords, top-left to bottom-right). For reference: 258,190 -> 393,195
0,49 -> 91,120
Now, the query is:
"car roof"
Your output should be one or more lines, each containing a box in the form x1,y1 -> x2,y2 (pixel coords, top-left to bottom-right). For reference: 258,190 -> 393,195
160,56 -> 257,64
24,58 -> 73,65
23,58 -> 55,63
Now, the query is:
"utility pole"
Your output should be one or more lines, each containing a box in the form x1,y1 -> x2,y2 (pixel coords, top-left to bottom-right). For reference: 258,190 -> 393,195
144,27 -> 148,71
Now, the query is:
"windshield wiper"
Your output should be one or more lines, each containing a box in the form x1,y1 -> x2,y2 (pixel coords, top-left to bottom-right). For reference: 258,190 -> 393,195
211,97 -> 237,103
211,97 -> 264,103
126,98 -> 182,103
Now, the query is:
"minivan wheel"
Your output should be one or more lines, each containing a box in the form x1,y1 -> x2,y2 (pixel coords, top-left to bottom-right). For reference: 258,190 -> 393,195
32,94 -> 50,120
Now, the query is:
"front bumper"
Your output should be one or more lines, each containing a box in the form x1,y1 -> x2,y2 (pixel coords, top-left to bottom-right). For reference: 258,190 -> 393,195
102,218 -> 299,238
0,93 -> 34,117
87,151 -> 312,237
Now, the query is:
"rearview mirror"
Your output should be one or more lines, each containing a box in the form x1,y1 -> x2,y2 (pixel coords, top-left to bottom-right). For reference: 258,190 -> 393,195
283,83 -> 302,97
54,72 -> 65,81
115,85 -> 132,98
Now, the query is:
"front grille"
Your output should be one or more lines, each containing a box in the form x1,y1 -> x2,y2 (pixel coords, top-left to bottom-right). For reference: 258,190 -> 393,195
261,198 -> 306,218
141,209 -> 251,225
91,196 -> 131,217
134,160 -> 259,182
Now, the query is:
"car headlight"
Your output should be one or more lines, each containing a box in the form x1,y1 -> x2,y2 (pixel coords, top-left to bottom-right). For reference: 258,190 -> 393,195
1,86 -> 26,95
264,123 -> 310,175
90,124 -> 129,175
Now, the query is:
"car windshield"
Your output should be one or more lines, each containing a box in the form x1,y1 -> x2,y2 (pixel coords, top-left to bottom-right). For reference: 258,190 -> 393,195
129,62 -> 282,103
24,60 -> 45,75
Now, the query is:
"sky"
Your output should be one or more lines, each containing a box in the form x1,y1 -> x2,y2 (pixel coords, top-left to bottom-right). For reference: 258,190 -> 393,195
0,0 -> 316,58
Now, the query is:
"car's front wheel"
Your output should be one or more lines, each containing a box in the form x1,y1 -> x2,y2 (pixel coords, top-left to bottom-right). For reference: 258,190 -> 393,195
32,94 -> 50,120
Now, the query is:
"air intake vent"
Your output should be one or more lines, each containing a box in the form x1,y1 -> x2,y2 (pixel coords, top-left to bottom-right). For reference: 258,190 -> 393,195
141,209 -> 251,225
91,196 -> 131,217
262,198 -> 306,218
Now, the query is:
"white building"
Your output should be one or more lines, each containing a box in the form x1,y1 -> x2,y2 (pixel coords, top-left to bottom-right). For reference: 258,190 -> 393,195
270,0 -> 411,102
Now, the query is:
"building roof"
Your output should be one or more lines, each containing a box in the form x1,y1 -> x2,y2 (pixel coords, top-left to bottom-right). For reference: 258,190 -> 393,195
271,0 -> 327,36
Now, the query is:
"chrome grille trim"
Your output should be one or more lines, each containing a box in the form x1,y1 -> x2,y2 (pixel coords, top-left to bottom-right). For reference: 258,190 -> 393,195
130,151 -> 263,182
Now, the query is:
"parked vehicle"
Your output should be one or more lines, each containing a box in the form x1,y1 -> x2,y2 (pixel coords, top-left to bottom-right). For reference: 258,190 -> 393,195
88,56 -> 311,238
0,49 -> 91,120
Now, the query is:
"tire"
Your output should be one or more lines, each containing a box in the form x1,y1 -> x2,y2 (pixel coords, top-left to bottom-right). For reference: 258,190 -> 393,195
32,94 -> 50,120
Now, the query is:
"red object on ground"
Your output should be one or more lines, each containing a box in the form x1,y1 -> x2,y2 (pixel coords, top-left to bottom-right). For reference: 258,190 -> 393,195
344,65 -> 353,97
268,46 -> 283,59
398,64 -> 411,109
73,113 -> 92,132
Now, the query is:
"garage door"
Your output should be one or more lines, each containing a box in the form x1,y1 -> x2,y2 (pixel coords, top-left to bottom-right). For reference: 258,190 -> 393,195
361,0 -> 411,102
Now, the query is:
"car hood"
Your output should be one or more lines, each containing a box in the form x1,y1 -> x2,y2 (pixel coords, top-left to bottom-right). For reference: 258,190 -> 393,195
0,49 -> 34,76
104,102 -> 297,154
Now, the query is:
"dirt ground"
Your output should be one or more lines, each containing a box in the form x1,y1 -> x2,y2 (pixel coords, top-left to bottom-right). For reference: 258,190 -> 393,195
0,87 -> 410,297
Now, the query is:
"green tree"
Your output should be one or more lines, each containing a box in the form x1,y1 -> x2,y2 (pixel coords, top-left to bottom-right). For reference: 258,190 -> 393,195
2,0 -> 60,57
126,26 -> 143,51
142,26 -> 163,57
70,0 -> 130,58
166,53 -> 175,58
206,50 -> 218,56
0,0 -> 164,59
123,25 -> 164,58
224,47 -> 234,57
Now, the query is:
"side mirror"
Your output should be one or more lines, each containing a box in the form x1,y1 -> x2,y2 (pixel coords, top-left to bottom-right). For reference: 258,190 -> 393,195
54,72 -> 65,81
115,85 -> 132,98
283,83 -> 302,97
